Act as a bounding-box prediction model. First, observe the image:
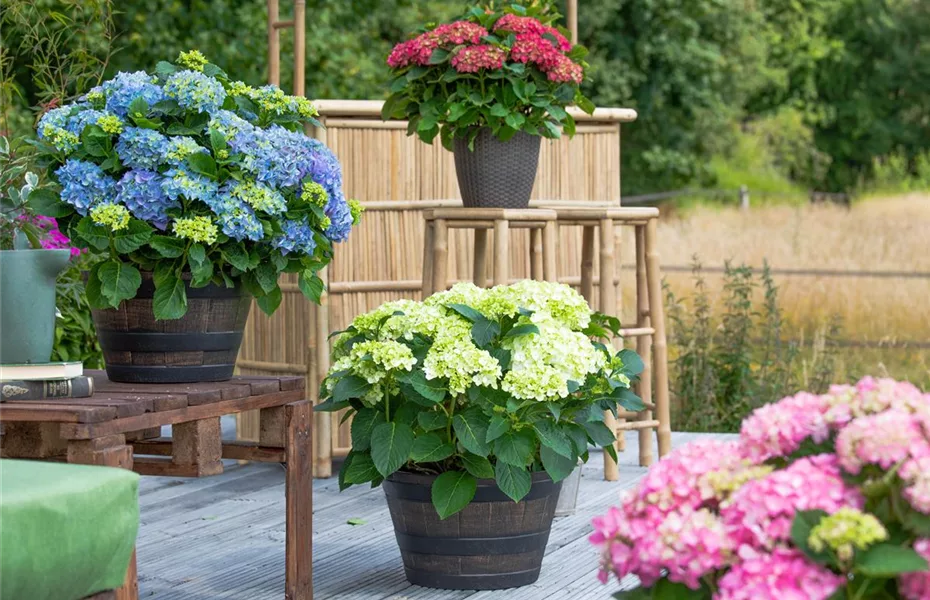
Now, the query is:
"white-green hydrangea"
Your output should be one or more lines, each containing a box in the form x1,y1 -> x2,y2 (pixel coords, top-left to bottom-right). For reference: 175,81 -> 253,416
349,340 -> 416,384
423,331 -> 502,395
489,280 -> 593,330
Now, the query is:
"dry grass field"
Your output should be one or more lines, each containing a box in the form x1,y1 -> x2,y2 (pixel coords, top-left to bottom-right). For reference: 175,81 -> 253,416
619,193 -> 930,387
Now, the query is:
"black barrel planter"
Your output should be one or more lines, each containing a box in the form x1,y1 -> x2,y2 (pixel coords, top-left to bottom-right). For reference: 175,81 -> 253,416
383,471 -> 562,590
90,272 -> 251,383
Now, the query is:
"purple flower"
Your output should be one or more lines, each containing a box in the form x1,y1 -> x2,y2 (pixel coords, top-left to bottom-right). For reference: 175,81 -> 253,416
115,170 -> 179,230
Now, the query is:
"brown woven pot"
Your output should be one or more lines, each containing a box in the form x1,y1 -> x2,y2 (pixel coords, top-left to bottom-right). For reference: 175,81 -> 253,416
453,129 -> 541,208
383,471 -> 561,590
91,272 -> 251,383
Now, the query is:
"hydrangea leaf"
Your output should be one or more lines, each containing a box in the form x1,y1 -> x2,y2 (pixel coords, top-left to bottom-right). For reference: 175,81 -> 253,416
370,422 -> 415,478
453,409 -> 491,457
431,470 -> 477,520
97,260 -> 142,307
494,461 -> 531,503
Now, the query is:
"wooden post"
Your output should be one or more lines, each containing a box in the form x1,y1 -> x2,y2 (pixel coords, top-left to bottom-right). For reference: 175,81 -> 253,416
314,266 -> 332,478
493,219 -> 509,287
599,219 -> 620,481
636,225 -> 655,467
645,218 -> 672,458
567,0 -> 578,42
580,225 -> 595,302
432,219 -> 449,293
542,220 -> 558,282
173,418 -> 223,476
267,0 -> 280,86
421,220 -> 435,296
529,228 -> 543,281
293,1 -> 306,97
473,228 -> 489,287
285,400 -> 313,600
613,223 -> 625,452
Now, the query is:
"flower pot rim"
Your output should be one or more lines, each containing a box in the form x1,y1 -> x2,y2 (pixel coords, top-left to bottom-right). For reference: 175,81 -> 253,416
387,469 -> 555,486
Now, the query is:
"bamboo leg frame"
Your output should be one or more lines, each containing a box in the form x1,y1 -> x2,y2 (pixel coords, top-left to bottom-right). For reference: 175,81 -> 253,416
645,219 -> 672,457
542,221 -> 558,282
636,226 -> 655,467
432,219 -> 449,292
529,229 -> 543,281
493,219 -> 510,286
599,220 -> 620,482
474,228 -> 489,287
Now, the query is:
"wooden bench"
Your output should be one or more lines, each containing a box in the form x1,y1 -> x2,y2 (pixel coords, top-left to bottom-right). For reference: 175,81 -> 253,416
0,371 -> 313,600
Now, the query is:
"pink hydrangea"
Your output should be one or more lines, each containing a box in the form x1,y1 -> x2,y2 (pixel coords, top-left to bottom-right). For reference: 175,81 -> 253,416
546,54 -> 583,83
450,45 -> 507,73
835,409 -> 930,474
899,538 -> 930,600
715,547 -> 846,600
824,377 -> 927,428
387,21 -> 489,69
721,454 -> 864,549
510,33 -> 563,71
902,456 -> 930,514
493,14 -> 572,51
432,21 -> 488,45
738,391 -> 830,462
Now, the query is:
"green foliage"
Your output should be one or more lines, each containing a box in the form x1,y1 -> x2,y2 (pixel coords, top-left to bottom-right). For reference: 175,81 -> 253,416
667,258 -> 842,432
51,254 -> 104,368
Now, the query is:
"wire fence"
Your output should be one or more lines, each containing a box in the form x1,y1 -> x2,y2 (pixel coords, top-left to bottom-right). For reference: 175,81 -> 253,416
623,186 -> 852,208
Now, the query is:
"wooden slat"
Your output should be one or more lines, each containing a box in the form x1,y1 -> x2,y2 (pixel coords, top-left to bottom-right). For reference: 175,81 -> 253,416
0,403 -> 117,423
133,456 -> 202,477
132,438 -> 288,463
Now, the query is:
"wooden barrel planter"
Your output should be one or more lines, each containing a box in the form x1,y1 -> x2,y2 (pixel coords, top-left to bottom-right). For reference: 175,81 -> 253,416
91,272 -> 251,383
382,471 -> 562,590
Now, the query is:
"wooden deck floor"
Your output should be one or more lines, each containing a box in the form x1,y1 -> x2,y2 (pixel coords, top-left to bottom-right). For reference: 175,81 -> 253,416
137,431 -> 731,599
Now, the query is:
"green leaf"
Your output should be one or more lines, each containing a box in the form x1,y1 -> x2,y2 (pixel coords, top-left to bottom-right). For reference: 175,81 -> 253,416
447,303 -> 484,323
186,152 -> 217,179
418,411 -> 447,431
471,317 -> 500,348
152,272 -> 187,320
332,375 -> 373,403
155,61 -> 177,77
502,324 -> 540,339
790,509 -> 834,565
346,517 -> 367,526
453,409 -> 491,457
370,422 -> 415,477
490,347 -> 511,370
486,415 -> 511,443
97,260 -> 142,306
81,126 -> 110,157
255,286 -> 282,315
298,271 -> 324,303
564,423 -> 590,455
222,244 -> 249,270
534,420 -> 573,458
75,216 -> 110,250
112,219 -> 153,254
28,188 -> 73,217
410,433 -> 455,463
652,578 -> 710,599
619,349 -> 645,377
188,244 -> 213,286
127,97 -> 149,119
460,452 -> 495,479
494,461 -> 531,502
255,262 -> 278,293
612,588 -> 652,600
315,395 -> 351,412
83,263 -> 109,308
616,387 -> 646,412
338,452 -> 355,490
398,369 -> 447,404
541,444 -> 576,483
902,509 -> 930,536
856,543 -> 930,577
149,235 -> 187,258
350,408 -> 385,452
489,103 -> 509,118
576,94 -> 596,115
494,429 -> 535,466
583,420 -> 617,447
431,470 -> 477,520
344,452 -> 380,485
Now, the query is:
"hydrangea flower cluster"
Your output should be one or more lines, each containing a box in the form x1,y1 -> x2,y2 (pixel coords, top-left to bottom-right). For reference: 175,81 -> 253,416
385,8 -> 593,146
34,51 -> 359,320
323,280 -> 643,520
590,377 -> 930,599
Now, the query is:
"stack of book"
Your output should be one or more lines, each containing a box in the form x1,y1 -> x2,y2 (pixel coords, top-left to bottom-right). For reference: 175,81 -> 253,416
0,362 -> 94,401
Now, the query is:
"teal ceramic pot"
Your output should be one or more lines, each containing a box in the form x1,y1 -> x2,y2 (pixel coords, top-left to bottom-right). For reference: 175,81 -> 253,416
0,249 -> 71,364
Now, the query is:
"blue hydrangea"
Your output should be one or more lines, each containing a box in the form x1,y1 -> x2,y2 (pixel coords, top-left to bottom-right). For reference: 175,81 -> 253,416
163,136 -> 208,165
161,168 -> 219,205
65,108 -> 110,136
273,218 -> 317,256
164,70 -> 226,114
115,127 -> 169,170
206,190 -> 265,242
207,109 -> 254,139
101,71 -> 165,117
55,159 -> 117,215
324,194 -> 354,243
115,170 -> 179,230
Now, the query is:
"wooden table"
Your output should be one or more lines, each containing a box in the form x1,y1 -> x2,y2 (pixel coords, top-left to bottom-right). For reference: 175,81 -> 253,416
0,371 -> 312,600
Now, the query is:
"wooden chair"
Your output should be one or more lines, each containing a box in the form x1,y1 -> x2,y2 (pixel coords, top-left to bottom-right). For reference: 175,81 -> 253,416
553,207 -> 672,479
421,208 -> 560,293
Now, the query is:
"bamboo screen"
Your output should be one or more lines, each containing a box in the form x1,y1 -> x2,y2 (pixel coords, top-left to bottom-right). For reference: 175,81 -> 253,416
237,99 -> 637,476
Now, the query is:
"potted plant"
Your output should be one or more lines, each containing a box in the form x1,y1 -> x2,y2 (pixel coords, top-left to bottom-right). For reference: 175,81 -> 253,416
0,136 -> 72,364
591,377 -> 930,599
29,51 -> 362,383
318,280 -> 644,590
382,4 -> 594,208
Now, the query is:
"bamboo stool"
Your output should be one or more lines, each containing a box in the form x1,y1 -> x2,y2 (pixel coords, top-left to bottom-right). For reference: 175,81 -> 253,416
421,208 -> 559,294
554,206 -> 672,480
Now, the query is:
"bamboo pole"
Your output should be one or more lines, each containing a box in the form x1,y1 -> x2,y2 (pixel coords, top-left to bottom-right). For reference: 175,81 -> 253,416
293,0 -> 306,97
432,219 -> 448,293
646,218 -> 672,458
493,219 -> 510,286
473,228 -> 488,287
580,226 -> 595,301
636,225 -> 654,467
542,220 -> 558,282
267,0 -> 280,86
422,221 -> 435,296
567,0 -> 578,42
529,228 -> 542,281
599,219 -> 620,481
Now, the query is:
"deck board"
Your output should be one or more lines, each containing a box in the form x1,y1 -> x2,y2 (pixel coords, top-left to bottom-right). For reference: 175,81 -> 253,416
137,431 -> 733,599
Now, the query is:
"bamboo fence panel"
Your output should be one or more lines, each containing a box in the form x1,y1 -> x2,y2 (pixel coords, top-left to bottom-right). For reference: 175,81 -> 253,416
237,99 -> 636,476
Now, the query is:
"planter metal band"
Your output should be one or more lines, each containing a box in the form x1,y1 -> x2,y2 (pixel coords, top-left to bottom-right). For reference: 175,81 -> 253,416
96,331 -> 244,353
394,530 -> 551,555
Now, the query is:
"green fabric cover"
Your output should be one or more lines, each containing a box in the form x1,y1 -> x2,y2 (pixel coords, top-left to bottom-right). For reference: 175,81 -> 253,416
0,459 -> 140,600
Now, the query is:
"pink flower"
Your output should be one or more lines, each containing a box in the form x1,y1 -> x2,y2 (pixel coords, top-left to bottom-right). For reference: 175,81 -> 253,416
433,21 -> 488,46
824,377 -> 927,428
493,14 -> 572,51
510,33 -> 563,71
450,45 -> 507,73
546,54 -> 583,84
835,409 -> 930,474
387,21 -> 488,69
716,547 -> 846,600
902,456 -> 930,514
721,454 -> 864,549
738,391 -> 831,462
900,538 -> 930,600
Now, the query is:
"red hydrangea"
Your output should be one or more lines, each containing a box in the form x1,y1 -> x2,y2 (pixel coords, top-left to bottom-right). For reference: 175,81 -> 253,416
387,21 -> 488,68
451,45 -> 507,73
493,13 -> 572,52
546,54 -> 583,83
510,33 -> 562,70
